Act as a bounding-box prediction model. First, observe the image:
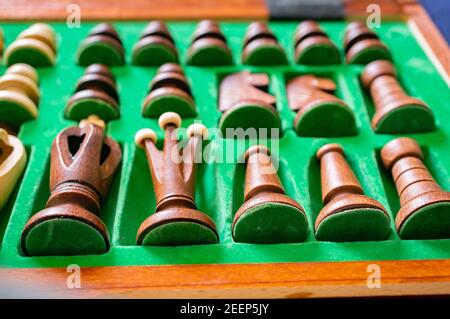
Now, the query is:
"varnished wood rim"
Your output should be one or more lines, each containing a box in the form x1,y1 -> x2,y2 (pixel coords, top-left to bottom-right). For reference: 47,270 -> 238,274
1,259 -> 450,298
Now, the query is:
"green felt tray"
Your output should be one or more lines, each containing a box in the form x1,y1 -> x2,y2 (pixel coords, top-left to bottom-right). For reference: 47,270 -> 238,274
0,21 -> 449,269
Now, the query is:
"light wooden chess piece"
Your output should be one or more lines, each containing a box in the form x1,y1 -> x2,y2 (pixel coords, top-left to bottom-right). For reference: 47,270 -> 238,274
0,128 -> 27,210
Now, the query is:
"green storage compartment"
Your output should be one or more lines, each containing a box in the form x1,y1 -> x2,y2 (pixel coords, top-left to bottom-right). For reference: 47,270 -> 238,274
0,21 -> 449,269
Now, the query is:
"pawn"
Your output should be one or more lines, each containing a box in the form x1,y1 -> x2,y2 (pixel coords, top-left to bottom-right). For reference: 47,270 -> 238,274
294,20 -> 340,65
0,128 -> 27,210
4,23 -> 57,67
77,23 -> 125,66
287,75 -> 356,137
315,144 -> 390,241
135,112 -> 218,246
219,71 -> 281,138
381,137 -> 450,239
186,20 -> 232,66
142,63 -> 196,118
361,60 -> 434,133
0,63 -> 40,133
233,145 -> 309,244
242,22 -> 287,66
65,64 -> 120,122
344,21 -> 391,65
132,21 -> 178,66
21,116 -> 122,256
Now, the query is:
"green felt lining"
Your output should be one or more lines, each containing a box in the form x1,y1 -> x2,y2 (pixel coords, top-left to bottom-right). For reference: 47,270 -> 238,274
142,94 -> 196,118
243,45 -> 288,66
0,21 -> 449,269
0,99 -> 37,128
315,208 -> 391,242
374,104 -> 435,134
348,45 -> 392,65
24,218 -> 108,256
5,46 -> 53,67
187,45 -> 232,66
233,202 -> 309,244
294,102 -> 357,137
132,44 -> 178,66
219,104 -> 282,138
65,98 -> 119,122
77,41 -> 124,66
398,202 -> 450,240
139,221 -> 219,246
295,43 -> 340,65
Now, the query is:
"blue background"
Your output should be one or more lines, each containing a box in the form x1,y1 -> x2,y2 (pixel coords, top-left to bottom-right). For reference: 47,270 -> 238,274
419,0 -> 450,43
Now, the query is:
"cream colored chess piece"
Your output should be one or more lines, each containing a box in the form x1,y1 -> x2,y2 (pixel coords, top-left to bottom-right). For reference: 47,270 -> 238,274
0,129 -> 27,210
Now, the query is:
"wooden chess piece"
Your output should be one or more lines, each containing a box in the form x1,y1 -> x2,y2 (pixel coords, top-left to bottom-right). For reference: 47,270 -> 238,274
77,23 -> 125,66
0,128 -> 27,210
361,60 -> 434,133
232,145 -> 309,244
294,20 -> 340,65
65,64 -> 120,122
187,20 -> 232,66
287,75 -> 356,137
0,63 -> 39,134
381,137 -> 450,239
4,23 -> 56,67
218,71 -> 281,138
21,116 -> 122,256
344,21 -> 391,65
135,112 -> 218,246
242,22 -> 287,65
315,143 -> 390,241
142,63 -> 196,118
132,21 -> 178,66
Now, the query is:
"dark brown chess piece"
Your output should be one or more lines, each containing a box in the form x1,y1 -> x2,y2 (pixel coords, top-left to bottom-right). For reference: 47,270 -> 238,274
132,21 -> 178,66
242,22 -> 287,65
381,137 -> 450,239
21,116 -> 122,256
315,143 -> 390,241
293,20 -> 340,65
77,23 -> 125,66
232,145 -> 309,244
142,63 -> 196,118
186,20 -> 232,66
65,63 -> 120,122
361,60 -> 434,133
344,21 -> 391,64
218,71 -> 281,137
287,75 -> 356,137
134,112 -> 218,246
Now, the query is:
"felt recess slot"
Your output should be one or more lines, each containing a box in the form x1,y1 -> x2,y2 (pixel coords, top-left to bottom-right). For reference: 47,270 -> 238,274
114,143 -> 220,246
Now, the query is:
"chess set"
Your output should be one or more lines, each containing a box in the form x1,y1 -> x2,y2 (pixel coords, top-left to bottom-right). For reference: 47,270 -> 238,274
0,18 -> 449,296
